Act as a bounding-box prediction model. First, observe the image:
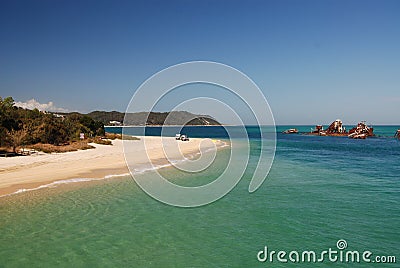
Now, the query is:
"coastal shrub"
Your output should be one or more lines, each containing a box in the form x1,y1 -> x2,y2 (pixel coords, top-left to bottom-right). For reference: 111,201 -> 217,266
0,95 -> 106,152
104,133 -> 140,140
30,142 -> 95,153
5,126 -> 28,153
122,135 -> 140,140
89,137 -> 112,145
105,133 -> 120,140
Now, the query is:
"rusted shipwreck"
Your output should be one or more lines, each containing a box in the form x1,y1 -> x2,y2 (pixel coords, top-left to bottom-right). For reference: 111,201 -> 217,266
310,119 -> 374,139
395,129 -> 400,139
311,119 -> 347,136
282,128 -> 299,134
348,121 -> 374,139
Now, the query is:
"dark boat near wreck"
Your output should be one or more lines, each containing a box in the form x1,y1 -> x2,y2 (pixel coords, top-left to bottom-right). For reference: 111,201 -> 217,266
282,128 -> 299,134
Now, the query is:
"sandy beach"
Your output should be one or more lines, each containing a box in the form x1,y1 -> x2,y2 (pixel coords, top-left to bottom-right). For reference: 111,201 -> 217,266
0,136 -> 223,197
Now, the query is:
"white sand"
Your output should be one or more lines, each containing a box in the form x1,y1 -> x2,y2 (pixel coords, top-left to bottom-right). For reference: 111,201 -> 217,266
0,136 -> 223,196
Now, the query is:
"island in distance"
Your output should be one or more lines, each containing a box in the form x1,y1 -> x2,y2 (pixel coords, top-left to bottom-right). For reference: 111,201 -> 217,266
62,111 -> 221,126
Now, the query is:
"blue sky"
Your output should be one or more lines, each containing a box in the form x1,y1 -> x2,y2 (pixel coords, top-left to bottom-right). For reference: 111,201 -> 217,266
1,0 -> 399,124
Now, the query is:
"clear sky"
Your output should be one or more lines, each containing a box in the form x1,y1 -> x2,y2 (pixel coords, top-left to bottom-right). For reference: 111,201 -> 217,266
1,0 -> 399,125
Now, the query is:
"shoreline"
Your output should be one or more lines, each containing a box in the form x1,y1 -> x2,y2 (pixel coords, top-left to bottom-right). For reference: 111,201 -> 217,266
0,136 -> 227,198
104,125 -> 223,127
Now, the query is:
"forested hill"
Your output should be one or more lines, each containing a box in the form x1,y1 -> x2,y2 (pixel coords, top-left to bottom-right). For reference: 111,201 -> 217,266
83,111 -> 221,126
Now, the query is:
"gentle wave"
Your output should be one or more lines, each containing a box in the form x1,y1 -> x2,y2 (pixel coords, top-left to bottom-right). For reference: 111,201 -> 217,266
0,175 -> 130,198
133,163 -> 177,174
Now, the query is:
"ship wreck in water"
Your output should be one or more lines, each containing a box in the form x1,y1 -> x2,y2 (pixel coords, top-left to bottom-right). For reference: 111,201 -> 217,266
348,121 -> 374,139
311,119 -> 347,136
310,119 -> 374,139
395,129 -> 400,139
282,128 -> 299,134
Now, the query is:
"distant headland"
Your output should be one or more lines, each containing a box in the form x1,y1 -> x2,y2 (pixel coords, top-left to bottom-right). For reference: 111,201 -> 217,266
77,110 -> 221,126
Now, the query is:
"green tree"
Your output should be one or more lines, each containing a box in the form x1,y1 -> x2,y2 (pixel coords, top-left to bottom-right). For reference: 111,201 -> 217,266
0,96 -> 15,110
0,96 -> 16,146
39,115 -> 69,145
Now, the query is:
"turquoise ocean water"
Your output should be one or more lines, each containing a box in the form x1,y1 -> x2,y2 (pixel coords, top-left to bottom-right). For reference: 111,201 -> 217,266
0,126 -> 399,267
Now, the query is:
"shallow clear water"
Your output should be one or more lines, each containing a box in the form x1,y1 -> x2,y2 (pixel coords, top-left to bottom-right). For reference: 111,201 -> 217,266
0,126 -> 399,267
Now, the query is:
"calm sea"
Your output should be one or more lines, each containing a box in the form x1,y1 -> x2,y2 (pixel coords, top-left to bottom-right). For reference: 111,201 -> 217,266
0,126 -> 399,267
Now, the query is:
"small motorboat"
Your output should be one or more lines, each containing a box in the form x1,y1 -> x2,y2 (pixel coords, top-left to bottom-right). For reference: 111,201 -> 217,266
282,128 -> 299,134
